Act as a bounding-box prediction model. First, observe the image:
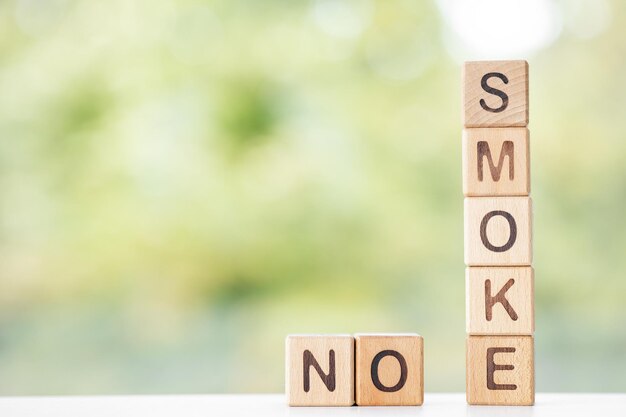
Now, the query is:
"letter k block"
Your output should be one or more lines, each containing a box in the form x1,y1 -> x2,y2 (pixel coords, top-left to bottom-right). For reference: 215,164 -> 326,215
466,267 -> 534,335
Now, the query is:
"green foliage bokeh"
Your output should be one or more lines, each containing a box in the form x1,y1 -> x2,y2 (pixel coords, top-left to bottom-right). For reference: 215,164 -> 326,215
1,0 -> 625,394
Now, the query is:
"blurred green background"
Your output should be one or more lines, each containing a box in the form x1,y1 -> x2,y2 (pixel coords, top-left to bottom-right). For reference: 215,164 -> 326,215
1,0 -> 625,394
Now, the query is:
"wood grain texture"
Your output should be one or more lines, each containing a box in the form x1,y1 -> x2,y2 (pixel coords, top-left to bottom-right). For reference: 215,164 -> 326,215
285,335 -> 354,406
462,128 -> 530,196
466,267 -> 534,335
463,60 -> 528,128
466,335 -> 534,405
464,197 -> 532,266
355,333 -> 423,406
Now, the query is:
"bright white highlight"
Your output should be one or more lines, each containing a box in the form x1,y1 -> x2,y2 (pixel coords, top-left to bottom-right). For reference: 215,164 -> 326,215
437,0 -> 562,59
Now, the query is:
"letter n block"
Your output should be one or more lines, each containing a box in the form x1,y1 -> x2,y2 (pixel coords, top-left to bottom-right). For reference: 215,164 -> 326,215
355,333 -> 424,406
285,335 -> 354,406
464,197 -> 532,266
466,267 -> 534,335
462,128 -> 530,196
466,335 -> 534,405
463,60 -> 528,128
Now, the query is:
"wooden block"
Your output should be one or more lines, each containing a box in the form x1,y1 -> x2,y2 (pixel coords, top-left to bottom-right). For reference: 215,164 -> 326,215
462,128 -> 530,197
463,60 -> 528,128
355,333 -> 424,406
466,335 -> 534,405
466,267 -> 534,335
285,334 -> 354,406
464,197 -> 532,266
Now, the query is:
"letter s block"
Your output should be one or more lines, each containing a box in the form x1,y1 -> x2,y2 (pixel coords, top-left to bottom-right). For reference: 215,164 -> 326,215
466,335 -> 534,405
464,197 -> 532,266
466,267 -> 534,335
355,333 -> 424,406
462,128 -> 530,196
285,335 -> 354,406
463,60 -> 528,128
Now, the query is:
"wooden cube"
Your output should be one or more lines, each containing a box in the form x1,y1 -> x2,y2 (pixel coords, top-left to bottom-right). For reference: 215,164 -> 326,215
462,128 -> 530,197
466,267 -> 534,335
355,333 -> 424,406
466,335 -> 534,405
285,335 -> 354,406
464,197 -> 532,266
463,60 -> 528,128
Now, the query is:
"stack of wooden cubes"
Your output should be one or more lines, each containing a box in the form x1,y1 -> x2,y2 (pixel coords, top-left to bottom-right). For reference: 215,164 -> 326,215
462,60 -> 534,406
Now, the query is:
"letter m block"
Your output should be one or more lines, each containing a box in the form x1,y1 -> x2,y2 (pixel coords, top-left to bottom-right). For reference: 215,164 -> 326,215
463,128 -> 530,196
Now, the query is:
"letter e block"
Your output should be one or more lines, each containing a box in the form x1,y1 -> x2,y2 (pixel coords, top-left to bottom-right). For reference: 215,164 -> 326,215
355,333 -> 424,406
285,334 -> 354,406
463,60 -> 528,128
462,128 -> 530,196
464,197 -> 532,266
466,335 -> 534,405
466,267 -> 534,335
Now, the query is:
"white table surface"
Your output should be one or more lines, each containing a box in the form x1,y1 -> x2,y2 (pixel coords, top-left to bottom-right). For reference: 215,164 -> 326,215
0,393 -> 625,416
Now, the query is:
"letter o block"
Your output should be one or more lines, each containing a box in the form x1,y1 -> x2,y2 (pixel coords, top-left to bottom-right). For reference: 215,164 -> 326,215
285,335 -> 354,406
464,197 -> 532,266
355,334 -> 424,406
466,335 -> 534,405
463,60 -> 528,127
